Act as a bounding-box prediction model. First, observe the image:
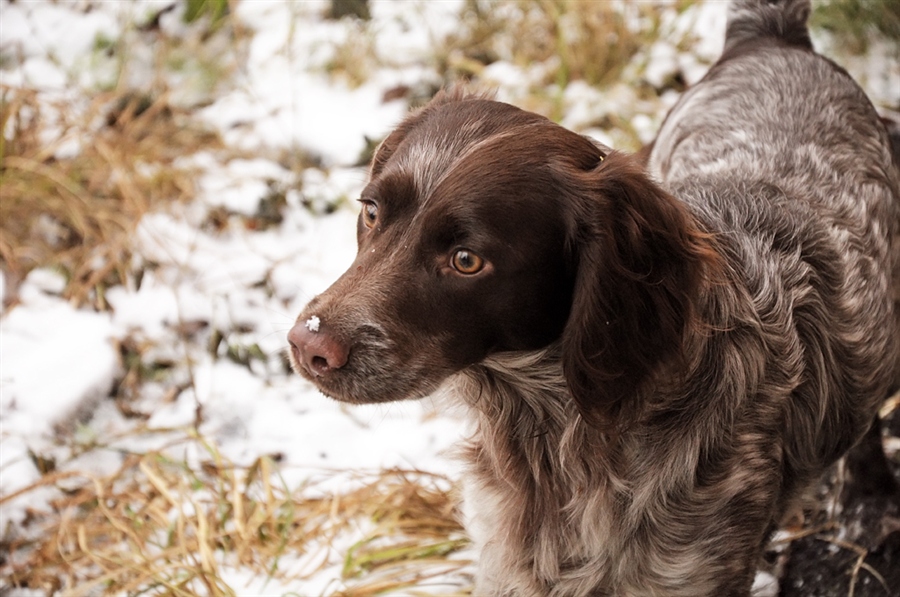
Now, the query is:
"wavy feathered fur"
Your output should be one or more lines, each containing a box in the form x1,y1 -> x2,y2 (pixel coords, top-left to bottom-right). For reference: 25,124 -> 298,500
289,1 -> 900,594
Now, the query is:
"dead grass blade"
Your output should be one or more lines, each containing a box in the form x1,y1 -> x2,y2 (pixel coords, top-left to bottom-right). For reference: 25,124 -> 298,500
813,535 -> 891,597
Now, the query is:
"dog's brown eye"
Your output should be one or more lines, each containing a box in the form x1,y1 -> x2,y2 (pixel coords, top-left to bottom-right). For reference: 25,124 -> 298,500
451,249 -> 484,275
361,201 -> 378,228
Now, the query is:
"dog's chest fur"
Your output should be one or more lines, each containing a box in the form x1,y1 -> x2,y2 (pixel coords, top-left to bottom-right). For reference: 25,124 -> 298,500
449,351 -> 755,596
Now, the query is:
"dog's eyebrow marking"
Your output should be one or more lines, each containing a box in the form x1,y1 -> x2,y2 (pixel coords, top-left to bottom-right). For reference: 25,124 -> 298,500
395,113 -> 538,207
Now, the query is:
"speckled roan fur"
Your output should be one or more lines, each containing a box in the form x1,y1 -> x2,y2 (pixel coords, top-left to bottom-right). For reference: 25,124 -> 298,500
289,1 -> 900,595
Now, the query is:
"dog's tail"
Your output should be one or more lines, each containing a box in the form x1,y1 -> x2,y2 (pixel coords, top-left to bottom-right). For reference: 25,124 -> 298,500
725,0 -> 812,53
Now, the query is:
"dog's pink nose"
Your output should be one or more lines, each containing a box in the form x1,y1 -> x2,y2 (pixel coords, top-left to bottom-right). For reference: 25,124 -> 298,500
288,322 -> 349,377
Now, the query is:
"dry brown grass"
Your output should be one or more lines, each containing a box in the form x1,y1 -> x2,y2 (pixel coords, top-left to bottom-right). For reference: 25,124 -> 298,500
448,0 -> 653,87
1,434 -> 470,595
0,0 -> 250,310
0,86 -> 222,310
433,0 -> 698,140
457,2 -> 692,79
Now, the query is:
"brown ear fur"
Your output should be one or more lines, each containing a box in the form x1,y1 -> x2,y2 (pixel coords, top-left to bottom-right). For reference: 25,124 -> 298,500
559,151 -> 720,428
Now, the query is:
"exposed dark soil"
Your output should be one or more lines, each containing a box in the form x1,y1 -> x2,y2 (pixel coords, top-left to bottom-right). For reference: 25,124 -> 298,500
774,401 -> 900,597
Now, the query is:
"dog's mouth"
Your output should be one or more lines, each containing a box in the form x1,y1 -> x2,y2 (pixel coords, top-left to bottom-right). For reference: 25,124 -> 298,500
291,351 -> 442,405
287,317 -> 443,404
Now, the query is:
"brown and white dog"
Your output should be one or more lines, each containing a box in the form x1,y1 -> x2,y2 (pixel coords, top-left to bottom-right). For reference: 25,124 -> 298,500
288,0 -> 900,594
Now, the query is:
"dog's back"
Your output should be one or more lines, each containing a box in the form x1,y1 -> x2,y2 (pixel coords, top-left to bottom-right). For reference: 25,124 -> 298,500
651,0 -> 898,203
650,0 -> 900,467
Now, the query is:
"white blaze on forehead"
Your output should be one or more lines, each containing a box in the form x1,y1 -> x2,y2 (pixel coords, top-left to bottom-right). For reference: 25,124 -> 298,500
305,315 -> 321,332
395,119 -> 522,205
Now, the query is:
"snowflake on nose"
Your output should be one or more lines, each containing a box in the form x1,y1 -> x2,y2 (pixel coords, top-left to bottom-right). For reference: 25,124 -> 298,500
305,315 -> 321,333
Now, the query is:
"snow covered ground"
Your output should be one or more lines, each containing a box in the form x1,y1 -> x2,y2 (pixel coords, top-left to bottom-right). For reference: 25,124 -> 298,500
1,1 -> 898,595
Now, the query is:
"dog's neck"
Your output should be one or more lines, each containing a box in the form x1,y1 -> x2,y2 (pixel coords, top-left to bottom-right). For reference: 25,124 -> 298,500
447,346 -> 635,585
448,345 -> 619,486
457,345 -> 573,434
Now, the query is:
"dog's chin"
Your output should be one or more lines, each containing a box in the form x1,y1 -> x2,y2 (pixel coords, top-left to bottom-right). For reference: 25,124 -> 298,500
290,357 -> 443,405
318,378 -> 440,405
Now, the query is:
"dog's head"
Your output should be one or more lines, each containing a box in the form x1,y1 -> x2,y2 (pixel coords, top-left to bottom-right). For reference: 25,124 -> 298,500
288,90 -> 717,424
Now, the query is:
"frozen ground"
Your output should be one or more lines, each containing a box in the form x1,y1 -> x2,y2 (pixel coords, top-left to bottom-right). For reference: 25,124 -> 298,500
1,1 -> 898,595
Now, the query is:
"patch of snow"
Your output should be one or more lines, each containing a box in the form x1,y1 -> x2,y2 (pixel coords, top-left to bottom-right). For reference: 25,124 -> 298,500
0,297 -> 119,436
0,2 -> 119,89
135,212 -> 272,294
644,40 -> 680,89
818,35 -> 900,110
197,158 -> 293,216
0,437 -> 52,531
751,571 -> 779,597
107,273 -> 184,341
19,57 -> 67,89
17,267 -> 66,301
301,166 -> 368,213
559,80 -> 606,131
195,0 -> 415,166
631,113 -> 657,145
370,0 -> 465,64
685,2 -> 728,69
0,292 -> 121,536
205,74 -> 408,166
581,127 -> 615,151
482,61 -> 530,91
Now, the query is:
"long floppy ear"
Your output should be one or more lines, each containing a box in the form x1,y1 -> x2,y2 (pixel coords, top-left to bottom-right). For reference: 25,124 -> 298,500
559,151 -> 719,428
